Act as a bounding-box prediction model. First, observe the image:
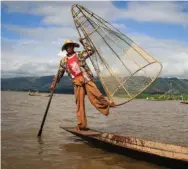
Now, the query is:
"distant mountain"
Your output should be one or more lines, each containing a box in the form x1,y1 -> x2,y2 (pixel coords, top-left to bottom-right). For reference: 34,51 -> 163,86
1,75 -> 188,95
145,77 -> 188,94
1,76 -> 106,95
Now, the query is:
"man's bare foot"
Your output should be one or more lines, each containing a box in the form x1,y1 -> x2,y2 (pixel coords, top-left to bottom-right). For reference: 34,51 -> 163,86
74,126 -> 81,132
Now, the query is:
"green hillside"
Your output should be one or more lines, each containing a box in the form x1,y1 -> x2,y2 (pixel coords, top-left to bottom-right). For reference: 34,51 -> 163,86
1,76 -> 188,96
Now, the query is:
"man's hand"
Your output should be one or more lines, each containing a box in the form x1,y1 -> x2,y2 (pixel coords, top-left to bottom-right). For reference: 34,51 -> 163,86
79,38 -> 90,48
79,37 -> 84,44
50,82 -> 56,91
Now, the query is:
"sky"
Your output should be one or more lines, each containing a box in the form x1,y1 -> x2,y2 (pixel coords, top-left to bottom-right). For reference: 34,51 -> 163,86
1,1 -> 188,79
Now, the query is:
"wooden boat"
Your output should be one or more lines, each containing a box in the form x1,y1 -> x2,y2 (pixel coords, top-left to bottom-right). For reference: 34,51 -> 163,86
28,91 -> 50,97
61,127 -> 188,169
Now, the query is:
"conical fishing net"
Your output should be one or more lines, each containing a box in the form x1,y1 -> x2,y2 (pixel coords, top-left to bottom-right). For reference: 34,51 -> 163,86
72,4 -> 163,106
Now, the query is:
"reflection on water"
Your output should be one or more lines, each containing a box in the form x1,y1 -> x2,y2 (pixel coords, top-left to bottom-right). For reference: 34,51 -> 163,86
2,91 -> 188,169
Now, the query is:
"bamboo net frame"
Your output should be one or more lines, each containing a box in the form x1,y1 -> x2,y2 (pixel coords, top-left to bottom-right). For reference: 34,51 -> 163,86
71,4 -> 163,106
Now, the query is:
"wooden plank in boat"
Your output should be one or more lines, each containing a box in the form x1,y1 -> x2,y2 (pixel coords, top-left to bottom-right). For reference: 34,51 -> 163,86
61,127 -> 101,136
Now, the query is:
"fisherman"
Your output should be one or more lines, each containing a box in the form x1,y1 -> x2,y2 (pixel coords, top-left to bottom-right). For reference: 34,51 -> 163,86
50,39 -> 115,131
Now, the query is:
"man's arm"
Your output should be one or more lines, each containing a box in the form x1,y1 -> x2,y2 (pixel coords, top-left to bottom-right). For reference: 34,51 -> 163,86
50,62 -> 65,90
79,38 -> 95,59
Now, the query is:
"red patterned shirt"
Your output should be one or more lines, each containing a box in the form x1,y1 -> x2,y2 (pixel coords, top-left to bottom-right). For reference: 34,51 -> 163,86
66,53 -> 83,79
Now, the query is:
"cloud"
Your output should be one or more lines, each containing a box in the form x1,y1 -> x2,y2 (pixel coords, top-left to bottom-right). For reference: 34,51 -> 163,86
1,23 -> 82,60
2,1 -> 188,26
128,33 -> 188,78
1,37 -> 62,78
2,24 -> 77,41
2,1 -> 119,26
1,50 -> 60,78
117,2 -> 188,26
1,1 -> 188,79
2,30 -> 188,79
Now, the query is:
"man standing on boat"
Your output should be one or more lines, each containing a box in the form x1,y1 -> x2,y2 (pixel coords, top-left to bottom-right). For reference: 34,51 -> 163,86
50,39 -> 115,131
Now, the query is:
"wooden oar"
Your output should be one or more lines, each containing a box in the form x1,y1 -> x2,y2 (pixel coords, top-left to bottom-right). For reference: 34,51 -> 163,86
37,70 -> 59,137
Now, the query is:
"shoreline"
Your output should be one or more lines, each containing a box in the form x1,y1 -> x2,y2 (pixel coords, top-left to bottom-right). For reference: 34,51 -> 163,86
2,90 -> 188,101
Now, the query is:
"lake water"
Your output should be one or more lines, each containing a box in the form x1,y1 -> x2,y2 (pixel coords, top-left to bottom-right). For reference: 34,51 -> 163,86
1,91 -> 188,169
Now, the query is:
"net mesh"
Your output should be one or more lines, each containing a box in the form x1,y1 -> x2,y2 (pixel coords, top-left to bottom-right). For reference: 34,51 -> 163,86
72,4 -> 162,106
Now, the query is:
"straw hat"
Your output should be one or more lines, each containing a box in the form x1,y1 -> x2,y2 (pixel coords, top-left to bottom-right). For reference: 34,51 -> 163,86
61,40 -> 80,51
